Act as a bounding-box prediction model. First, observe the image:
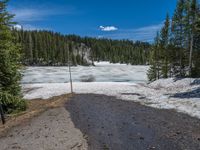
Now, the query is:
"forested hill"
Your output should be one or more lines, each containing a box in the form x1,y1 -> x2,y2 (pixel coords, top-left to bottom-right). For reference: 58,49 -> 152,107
13,30 -> 151,66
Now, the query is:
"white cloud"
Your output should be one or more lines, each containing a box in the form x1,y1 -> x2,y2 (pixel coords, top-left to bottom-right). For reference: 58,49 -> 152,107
99,26 -> 118,32
13,24 -> 51,31
13,24 -> 22,30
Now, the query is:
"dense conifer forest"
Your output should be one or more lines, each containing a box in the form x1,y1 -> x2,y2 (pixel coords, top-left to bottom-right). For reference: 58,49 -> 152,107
13,30 -> 151,66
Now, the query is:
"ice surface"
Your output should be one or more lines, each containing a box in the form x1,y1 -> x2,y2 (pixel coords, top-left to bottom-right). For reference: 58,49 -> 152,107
21,62 -> 148,84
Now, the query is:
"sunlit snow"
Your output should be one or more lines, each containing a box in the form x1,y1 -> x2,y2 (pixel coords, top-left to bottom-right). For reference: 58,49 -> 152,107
21,62 -> 200,119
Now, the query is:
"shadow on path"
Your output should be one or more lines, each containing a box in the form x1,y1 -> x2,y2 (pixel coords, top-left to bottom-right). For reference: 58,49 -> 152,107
65,94 -> 200,150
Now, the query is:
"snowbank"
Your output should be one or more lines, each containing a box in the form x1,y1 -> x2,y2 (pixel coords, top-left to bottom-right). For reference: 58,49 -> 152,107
22,78 -> 200,119
150,78 -> 198,89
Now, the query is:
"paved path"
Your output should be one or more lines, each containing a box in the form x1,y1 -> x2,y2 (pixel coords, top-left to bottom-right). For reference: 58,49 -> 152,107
66,94 -> 200,150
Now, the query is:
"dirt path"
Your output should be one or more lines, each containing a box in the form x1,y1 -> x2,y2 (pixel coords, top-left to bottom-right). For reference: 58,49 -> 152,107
66,94 -> 200,150
0,99 -> 88,150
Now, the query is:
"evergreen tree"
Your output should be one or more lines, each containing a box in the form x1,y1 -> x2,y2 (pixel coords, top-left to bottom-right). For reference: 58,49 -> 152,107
171,0 -> 188,77
148,32 -> 161,81
187,0 -> 198,76
160,13 -> 170,78
0,0 -> 26,113
27,32 -> 33,64
192,4 -> 200,77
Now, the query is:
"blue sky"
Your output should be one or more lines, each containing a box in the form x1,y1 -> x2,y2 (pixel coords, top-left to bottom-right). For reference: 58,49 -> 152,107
8,0 -> 177,42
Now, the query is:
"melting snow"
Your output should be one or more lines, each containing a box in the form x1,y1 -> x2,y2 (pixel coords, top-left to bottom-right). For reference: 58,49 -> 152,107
21,63 -> 200,119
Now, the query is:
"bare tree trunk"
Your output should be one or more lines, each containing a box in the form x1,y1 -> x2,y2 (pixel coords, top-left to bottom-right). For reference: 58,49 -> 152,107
189,34 -> 193,77
0,104 -> 5,124
68,48 -> 73,93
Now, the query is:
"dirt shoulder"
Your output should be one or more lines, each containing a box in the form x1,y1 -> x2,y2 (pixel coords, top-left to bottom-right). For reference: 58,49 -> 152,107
66,94 -> 200,150
0,94 -> 70,137
0,94 -> 88,150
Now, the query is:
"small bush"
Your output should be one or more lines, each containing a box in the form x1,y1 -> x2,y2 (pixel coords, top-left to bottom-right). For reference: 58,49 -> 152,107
0,92 -> 27,114
80,75 -> 96,82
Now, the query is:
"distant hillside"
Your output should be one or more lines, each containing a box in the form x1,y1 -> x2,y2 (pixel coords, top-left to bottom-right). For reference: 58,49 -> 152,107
13,30 -> 151,66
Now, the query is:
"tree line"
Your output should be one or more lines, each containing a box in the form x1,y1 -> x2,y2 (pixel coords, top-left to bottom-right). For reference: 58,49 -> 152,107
13,30 -> 151,66
148,0 -> 200,81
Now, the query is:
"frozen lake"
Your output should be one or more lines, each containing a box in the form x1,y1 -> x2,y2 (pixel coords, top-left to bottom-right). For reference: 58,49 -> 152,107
21,62 -> 149,84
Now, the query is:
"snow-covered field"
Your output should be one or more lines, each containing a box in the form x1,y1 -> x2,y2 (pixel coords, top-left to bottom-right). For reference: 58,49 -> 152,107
22,62 -> 200,119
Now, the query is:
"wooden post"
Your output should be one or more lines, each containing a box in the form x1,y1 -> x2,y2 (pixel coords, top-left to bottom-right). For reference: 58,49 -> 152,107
68,61 -> 73,93
189,34 -> 193,78
68,46 -> 73,94
0,104 -> 5,124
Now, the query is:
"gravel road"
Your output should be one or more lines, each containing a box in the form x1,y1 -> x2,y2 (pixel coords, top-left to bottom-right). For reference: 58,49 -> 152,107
66,94 -> 200,150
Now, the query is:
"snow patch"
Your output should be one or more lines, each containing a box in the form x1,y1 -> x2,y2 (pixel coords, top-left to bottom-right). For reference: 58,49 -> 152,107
22,78 -> 200,119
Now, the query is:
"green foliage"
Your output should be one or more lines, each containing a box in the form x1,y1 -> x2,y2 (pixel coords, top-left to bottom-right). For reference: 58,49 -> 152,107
148,32 -> 161,81
147,63 -> 157,82
160,14 -> 170,78
13,30 -> 151,66
0,0 -> 26,113
0,92 -> 26,114
148,0 -> 200,82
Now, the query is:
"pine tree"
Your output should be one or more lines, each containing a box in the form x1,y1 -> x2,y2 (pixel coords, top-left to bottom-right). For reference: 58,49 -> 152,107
0,0 -> 26,113
171,0 -> 188,77
147,55 -> 157,82
160,13 -> 170,78
147,32 -> 161,81
187,0 -> 198,76
192,4 -> 200,77
28,32 -> 33,64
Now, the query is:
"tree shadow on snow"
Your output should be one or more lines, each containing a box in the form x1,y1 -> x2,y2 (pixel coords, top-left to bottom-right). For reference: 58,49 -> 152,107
173,78 -> 184,82
172,78 -> 200,86
171,87 -> 200,99
190,79 -> 200,86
